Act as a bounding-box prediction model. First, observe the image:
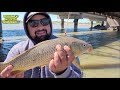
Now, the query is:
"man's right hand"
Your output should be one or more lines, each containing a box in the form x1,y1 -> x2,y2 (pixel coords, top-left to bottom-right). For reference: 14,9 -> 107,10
0,65 -> 24,78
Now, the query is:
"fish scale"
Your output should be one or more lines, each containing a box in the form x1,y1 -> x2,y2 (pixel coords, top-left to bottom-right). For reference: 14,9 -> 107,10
0,36 -> 92,72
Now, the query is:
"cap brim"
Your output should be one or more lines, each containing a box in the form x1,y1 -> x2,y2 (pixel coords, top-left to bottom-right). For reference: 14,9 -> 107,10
26,12 -> 47,23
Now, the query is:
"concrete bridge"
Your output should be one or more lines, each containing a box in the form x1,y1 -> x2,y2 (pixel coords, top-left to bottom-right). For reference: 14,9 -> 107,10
48,12 -> 120,31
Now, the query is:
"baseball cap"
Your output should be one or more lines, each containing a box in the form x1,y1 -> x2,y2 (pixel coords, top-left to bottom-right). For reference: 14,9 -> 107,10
26,12 -> 49,23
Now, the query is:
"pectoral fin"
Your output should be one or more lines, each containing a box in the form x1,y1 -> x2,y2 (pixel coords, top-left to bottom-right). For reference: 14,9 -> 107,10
72,56 -> 81,70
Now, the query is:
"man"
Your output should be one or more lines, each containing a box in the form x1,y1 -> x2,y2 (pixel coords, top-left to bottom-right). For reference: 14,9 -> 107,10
0,12 -> 82,78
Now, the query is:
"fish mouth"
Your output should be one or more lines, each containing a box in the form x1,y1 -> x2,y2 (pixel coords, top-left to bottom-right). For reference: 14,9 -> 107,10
87,44 -> 93,53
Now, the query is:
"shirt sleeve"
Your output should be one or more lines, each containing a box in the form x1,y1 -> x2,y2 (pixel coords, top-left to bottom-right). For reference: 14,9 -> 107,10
4,40 -> 30,62
4,44 -> 21,62
49,64 -> 83,78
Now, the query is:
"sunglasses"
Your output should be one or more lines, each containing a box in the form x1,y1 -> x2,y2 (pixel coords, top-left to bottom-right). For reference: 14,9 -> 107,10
28,18 -> 50,27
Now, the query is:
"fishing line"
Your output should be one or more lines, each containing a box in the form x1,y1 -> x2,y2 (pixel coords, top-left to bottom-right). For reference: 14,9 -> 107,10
65,12 -> 72,36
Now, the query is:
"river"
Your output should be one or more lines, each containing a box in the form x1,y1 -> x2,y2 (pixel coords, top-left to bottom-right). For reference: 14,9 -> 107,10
0,28 -> 120,78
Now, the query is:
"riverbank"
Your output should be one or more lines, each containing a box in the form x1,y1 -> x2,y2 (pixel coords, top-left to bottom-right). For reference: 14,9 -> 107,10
1,23 -> 92,30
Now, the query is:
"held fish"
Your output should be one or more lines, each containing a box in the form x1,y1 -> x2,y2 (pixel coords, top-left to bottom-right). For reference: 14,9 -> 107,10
0,36 -> 92,72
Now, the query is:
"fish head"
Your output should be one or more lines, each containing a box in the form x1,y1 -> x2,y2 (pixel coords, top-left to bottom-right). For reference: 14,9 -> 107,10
71,40 -> 93,55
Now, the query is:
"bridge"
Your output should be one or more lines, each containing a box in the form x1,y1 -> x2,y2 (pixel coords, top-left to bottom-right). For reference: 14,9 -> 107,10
0,12 -> 120,41
48,12 -> 120,31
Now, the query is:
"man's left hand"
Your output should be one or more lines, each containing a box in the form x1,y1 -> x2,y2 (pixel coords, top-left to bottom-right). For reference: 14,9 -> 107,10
49,44 -> 75,75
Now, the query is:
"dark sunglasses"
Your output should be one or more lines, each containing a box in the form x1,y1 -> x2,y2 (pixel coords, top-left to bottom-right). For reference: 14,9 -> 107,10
28,18 -> 50,27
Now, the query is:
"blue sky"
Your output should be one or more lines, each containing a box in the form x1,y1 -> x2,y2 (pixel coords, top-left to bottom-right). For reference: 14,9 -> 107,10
1,12 -> 90,23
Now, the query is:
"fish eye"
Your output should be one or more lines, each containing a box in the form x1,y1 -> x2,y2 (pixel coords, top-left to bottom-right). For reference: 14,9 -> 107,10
82,44 -> 87,47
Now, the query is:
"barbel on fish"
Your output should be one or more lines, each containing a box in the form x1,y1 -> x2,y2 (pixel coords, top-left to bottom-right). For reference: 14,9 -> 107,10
0,36 -> 92,72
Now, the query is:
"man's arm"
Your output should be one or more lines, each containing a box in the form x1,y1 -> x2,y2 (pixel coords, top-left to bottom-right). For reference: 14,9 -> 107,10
49,64 -> 82,78
4,44 -> 20,62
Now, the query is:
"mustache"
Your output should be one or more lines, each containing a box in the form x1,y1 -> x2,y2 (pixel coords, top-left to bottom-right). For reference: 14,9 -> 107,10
33,32 -> 50,44
33,29 -> 51,44
35,29 -> 47,34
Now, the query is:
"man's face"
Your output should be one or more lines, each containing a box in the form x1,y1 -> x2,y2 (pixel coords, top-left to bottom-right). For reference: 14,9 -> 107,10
27,14 -> 51,43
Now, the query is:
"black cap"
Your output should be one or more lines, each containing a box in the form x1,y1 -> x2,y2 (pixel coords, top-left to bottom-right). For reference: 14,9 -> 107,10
26,12 -> 49,23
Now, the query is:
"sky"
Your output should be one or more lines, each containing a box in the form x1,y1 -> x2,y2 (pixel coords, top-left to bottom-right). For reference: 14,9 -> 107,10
1,12 -> 91,23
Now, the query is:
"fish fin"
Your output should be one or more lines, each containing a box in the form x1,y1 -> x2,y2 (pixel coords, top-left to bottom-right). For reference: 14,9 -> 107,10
12,70 -> 24,74
72,56 -> 84,77
72,56 -> 82,70
11,70 -> 25,77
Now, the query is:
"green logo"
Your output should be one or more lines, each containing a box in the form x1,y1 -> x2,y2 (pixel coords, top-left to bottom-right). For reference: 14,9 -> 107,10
2,15 -> 20,24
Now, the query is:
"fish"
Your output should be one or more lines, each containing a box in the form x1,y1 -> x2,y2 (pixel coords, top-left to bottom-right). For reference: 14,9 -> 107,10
0,36 -> 92,72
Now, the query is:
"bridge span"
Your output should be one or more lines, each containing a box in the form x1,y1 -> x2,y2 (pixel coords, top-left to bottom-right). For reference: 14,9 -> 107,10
48,12 -> 120,31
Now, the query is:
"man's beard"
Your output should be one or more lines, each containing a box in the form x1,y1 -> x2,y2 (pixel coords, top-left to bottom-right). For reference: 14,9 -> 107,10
33,30 -> 51,44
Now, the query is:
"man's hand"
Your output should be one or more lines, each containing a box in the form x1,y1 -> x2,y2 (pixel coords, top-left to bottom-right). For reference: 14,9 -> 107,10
49,44 -> 75,75
0,65 -> 24,78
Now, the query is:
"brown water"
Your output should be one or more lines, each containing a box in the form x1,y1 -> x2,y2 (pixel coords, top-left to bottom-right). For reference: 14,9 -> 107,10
0,29 -> 120,78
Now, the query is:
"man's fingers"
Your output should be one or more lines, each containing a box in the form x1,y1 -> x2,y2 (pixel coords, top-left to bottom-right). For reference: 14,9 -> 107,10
64,45 -> 73,56
49,45 -> 75,74
10,72 -> 24,78
8,71 -> 23,78
17,72 -> 24,78
0,65 -> 13,78
49,59 -> 56,72
0,65 -> 24,78
54,52 -> 61,67
64,45 -> 75,63
56,44 -> 67,62
56,44 -> 64,51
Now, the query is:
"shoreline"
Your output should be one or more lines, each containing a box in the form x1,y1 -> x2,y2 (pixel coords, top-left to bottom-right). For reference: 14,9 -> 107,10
1,23 -> 93,30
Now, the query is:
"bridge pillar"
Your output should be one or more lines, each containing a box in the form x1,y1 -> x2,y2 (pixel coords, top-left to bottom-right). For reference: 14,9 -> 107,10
90,21 -> 93,31
61,19 -> 64,30
74,19 -> 78,32
101,21 -> 104,26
